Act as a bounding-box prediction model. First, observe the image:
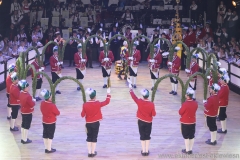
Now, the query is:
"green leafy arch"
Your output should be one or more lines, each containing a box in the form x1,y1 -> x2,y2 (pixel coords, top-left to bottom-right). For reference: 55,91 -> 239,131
171,41 -> 190,68
189,47 -> 207,72
152,37 -> 173,59
41,41 -> 59,63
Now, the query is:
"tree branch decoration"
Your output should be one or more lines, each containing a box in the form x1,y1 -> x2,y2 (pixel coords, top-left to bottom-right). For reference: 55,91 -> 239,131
189,47 -> 207,72
41,41 -> 59,65
151,74 -> 185,103
206,53 -> 218,83
52,76 -> 86,103
171,41 -> 190,68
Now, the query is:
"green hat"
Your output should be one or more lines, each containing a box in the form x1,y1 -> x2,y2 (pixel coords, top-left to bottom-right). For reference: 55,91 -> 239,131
40,89 -> 52,100
77,43 -> 82,49
10,72 -> 18,82
18,79 -> 29,90
86,88 -> 96,99
211,83 -> 220,92
8,64 -> 15,73
141,89 -> 149,98
218,68 -> 227,75
186,88 -> 194,98
221,74 -> 230,83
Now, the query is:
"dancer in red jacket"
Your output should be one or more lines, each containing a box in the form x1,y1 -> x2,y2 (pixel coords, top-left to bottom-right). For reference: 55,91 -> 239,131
40,89 -> 60,153
179,88 -> 198,154
19,80 -> 36,144
9,72 -> 20,131
217,74 -> 230,134
81,87 -> 111,157
167,47 -> 181,95
128,80 -> 156,156
203,83 -> 220,145
6,64 -> 15,120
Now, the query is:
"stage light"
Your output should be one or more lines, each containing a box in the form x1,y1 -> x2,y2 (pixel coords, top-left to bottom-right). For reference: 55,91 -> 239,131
232,0 -> 240,7
0,0 -> 2,5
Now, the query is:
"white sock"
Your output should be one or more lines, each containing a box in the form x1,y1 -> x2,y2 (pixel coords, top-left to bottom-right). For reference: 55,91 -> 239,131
43,138 -> 48,149
47,139 -> 52,151
152,79 -> 155,87
103,77 -> 107,85
133,77 -> 136,85
217,108 -> 220,116
189,138 -> 194,151
171,83 -> 174,91
91,142 -> 96,154
224,119 -> 227,130
193,91 -> 196,99
36,89 -> 40,98
25,129 -> 29,141
221,120 -> 226,131
174,84 -> 178,92
10,119 -> 16,129
56,85 -> 59,91
7,107 -> 12,117
87,142 -> 91,154
130,76 -> 133,84
145,140 -> 150,153
184,139 -> 190,152
210,131 -> 214,142
141,141 -> 146,153
21,128 -> 24,140
79,79 -> 83,86
213,131 -> 217,141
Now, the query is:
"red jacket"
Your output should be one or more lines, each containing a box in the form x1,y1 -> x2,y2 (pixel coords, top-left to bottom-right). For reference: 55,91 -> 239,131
125,49 -> 141,67
130,90 -> 156,122
188,31 -> 196,47
204,94 -> 219,117
31,60 -> 41,79
81,94 -> 111,123
218,84 -> 229,107
74,52 -> 87,70
168,55 -> 181,74
9,83 -> 20,105
40,100 -> 60,124
199,27 -> 213,39
187,62 -> 199,79
50,55 -> 61,72
147,52 -> 162,70
99,51 -> 114,69
6,75 -> 13,94
20,91 -> 35,114
179,99 -> 198,124
183,33 -> 190,47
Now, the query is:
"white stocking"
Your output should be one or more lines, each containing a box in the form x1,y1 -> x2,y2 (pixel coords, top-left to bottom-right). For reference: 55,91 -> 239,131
141,141 -> 146,153
47,139 -> 53,151
189,138 -> 194,151
103,77 -> 108,85
36,89 -> 40,98
21,128 -> 24,140
133,77 -> 136,85
171,83 -> 174,91
146,140 -> 150,153
151,79 -> 155,87
10,119 -> 16,129
87,142 -> 92,154
174,84 -> 178,92
129,76 -> 133,84
91,142 -> 96,154
7,107 -> 12,117
43,138 -> 48,149
25,129 -> 29,141
184,139 -> 190,152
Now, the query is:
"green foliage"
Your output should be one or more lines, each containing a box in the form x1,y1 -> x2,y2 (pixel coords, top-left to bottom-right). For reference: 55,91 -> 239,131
52,76 -> 86,103
189,47 -> 207,72
41,41 -> 59,64
207,53 -> 218,83
23,64 -> 35,79
62,38 -> 83,60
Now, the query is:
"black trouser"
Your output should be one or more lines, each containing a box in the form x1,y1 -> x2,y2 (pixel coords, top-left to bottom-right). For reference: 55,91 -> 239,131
11,105 -> 20,119
138,119 -> 152,140
36,78 -> 43,89
86,121 -> 100,142
170,76 -> 178,84
129,66 -> 137,77
6,93 -> 11,107
181,123 -> 195,139
111,42 -> 120,61
189,79 -> 197,90
181,49 -> 187,70
161,57 -> 168,68
21,113 -> 32,129
150,70 -> 158,79
69,47 -> 76,66
76,68 -> 84,79
43,123 -> 56,139
137,43 -> 145,61
219,107 -> 227,121
86,47 -> 92,67
206,116 -> 217,131
51,72 -> 60,84
102,66 -> 110,77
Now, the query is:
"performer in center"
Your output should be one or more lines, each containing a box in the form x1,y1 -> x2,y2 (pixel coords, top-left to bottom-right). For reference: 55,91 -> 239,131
99,44 -> 114,88
126,41 -> 141,88
50,46 -> 62,94
118,41 -> 129,80
74,43 -> 87,91
147,44 -> 162,91
167,47 -> 181,95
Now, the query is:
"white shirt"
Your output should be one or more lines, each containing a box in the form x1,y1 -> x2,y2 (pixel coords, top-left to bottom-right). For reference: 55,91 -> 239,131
190,4 -> 197,10
0,40 -> 4,51
10,2 -> 21,13
18,46 -> 26,53
121,13 -> 134,21
233,58 -> 240,65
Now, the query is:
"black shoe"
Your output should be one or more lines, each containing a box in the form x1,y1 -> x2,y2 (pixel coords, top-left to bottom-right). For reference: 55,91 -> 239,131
45,148 -> 56,153
7,116 -> 11,120
133,85 -> 136,88
91,151 -> 97,157
145,151 -> 150,156
173,91 -> 177,95
169,91 -> 174,94
103,84 -> 107,88
205,139 -> 217,145
193,98 -> 196,101
217,129 -> 227,134
182,149 -> 192,154
89,66 -> 93,68
36,97 -> 41,101
216,116 -> 220,121
188,150 -> 193,154
10,126 -> 19,131
124,77 -> 127,80
151,87 -> 153,91
77,87 -> 81,91
118,75 -> 122,80
21,138 -> 32,144
88,153 -> 92,157
55,90 -> 61,94
141,151 -> 145,156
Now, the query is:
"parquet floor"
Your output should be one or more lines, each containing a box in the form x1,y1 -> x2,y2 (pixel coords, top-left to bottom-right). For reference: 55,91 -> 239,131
0,62 -> 239,160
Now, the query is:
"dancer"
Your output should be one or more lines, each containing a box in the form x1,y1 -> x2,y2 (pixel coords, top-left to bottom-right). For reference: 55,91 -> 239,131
9,72 -> 20,131
126,41 -> 141,88
179,88 -> 198,154
185,54 -> 199,100
99,45 -> 114,88
128,81 -> 156,156
167,47 -> 181,95
118,41 -> 128,80
6,64 -> 15,120
40,89 -> 60,153
81,87 -> 111,157
50,46 -> 62,94
19,80 -> 36,144
147,44 -> 162,91
203,83 -> 220,145
217,74 -> 229,134
31,55 -> 45,101
74,43 -> 87,91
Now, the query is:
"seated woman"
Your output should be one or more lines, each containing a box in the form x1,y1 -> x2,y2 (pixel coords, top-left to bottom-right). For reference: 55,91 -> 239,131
217,47 -> 227,60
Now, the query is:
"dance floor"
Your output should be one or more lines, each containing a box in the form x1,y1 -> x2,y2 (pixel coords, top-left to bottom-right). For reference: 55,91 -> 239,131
0,62 -> 240,160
